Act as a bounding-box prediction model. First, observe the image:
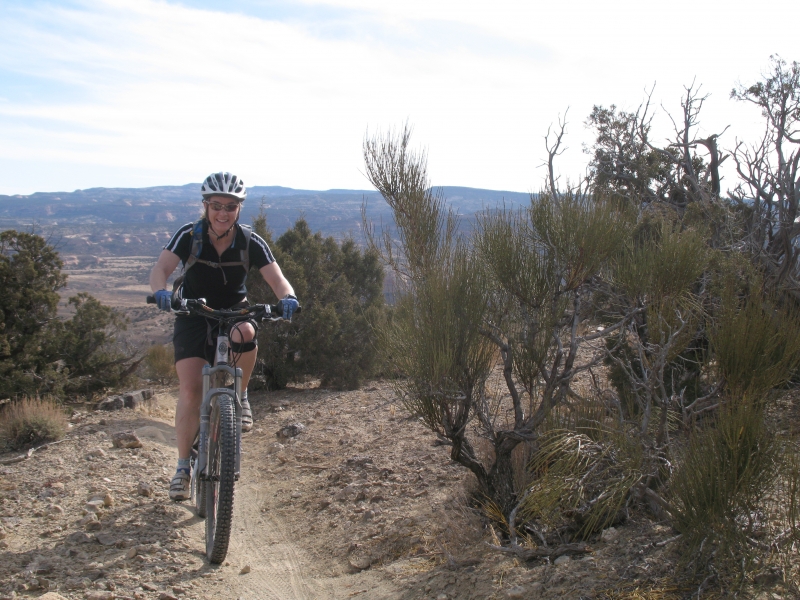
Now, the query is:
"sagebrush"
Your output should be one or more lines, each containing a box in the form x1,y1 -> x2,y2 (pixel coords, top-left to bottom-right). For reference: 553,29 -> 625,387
0,397 -> 67,450
142,344 -> 177,384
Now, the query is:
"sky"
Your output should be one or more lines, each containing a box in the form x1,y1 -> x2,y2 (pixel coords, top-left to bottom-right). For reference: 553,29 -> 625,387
0,0 -> 798,196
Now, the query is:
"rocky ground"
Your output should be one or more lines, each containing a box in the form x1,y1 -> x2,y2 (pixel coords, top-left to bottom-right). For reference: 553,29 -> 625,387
1,380 -> 797,600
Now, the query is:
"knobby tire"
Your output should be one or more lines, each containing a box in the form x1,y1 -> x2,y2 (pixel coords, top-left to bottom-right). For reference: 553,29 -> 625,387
196,373 -> 226,520
204,394 -> 236,564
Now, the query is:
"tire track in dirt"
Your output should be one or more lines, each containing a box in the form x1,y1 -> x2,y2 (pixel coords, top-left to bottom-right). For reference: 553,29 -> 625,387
225,481 -> 330,599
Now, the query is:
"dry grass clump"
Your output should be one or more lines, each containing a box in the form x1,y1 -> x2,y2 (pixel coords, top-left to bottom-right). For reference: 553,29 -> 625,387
142,343 -> 177,384
0,397 -> 67,450
518,426 -> 642,540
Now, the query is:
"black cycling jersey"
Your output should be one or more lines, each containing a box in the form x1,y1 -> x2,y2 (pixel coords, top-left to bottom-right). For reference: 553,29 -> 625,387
164,220 -> 275,309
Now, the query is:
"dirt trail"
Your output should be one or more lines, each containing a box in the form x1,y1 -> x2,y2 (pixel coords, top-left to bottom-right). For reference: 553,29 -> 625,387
227,481 -> 320,599
0,382 -> 715,600
0,386 -> 424,599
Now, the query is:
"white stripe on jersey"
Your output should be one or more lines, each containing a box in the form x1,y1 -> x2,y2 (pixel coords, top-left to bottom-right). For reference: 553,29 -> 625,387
251,232 -> 275,264
164,222 -> 194,253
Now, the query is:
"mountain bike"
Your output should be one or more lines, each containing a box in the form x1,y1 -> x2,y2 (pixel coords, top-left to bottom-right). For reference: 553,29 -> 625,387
147,295 -> 293,563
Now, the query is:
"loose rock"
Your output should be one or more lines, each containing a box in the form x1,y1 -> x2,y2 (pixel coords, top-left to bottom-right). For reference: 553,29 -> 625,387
96,396 -> 124,411
112,432 -> 143,449
600,526 -> 619,543
79,514 -> 98,526
67,532 -> 93,544
266,442 -> 284,454
96,533 -> 117,546
348,556 -> 371,571
276,423 -> 305,439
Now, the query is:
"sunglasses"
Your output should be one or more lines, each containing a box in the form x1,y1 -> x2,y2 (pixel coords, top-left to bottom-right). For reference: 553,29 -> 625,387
205,200 -> 240,212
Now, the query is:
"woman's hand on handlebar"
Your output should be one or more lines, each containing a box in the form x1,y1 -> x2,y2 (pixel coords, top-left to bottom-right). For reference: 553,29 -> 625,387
278,295 -> 299,321
154,289 -> 173,311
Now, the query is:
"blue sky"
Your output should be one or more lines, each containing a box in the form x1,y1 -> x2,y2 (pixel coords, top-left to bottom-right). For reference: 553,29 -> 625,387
0,0 -> 798,195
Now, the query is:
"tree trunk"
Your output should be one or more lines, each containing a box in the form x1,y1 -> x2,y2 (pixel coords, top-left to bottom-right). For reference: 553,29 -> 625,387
486,441 -> 520,517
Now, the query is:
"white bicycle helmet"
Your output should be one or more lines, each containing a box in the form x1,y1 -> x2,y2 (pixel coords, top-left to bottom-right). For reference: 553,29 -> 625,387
201,172 -> 247,201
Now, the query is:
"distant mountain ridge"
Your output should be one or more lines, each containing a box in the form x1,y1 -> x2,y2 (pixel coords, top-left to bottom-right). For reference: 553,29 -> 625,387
0,184 -> 532,257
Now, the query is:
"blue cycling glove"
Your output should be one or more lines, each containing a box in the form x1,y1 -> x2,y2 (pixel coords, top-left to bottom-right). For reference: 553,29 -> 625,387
280,294 -> 299,321
154,289 -> 173,311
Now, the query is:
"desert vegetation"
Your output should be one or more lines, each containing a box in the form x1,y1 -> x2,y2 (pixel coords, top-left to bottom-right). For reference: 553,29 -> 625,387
245,208 -> 388,391
142,343 -> 178,385
0,230 -> 140,400
0,396 -> 67,450
361,56 -> 800,592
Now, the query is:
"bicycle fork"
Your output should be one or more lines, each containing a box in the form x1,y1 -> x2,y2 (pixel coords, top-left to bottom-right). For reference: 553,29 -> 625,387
197,334 -> 243,482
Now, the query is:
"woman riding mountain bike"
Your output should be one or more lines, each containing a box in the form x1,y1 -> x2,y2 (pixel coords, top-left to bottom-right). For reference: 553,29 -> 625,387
149,171 -> 299,502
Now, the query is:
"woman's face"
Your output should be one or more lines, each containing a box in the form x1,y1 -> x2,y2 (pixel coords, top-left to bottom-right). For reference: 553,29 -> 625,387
205,195 -> 241,237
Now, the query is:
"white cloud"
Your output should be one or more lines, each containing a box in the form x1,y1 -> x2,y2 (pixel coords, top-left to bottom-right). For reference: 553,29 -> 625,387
0,0 -> 797,194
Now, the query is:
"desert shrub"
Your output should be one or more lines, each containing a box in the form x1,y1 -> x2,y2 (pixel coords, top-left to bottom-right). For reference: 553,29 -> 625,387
761,442 -> 800,585
46,293 -> 140,396
247,208 -> 386,390
142,343 -> 177,384
710,280 -> 800,398
0,230 -> 66,398
670,397 -> 780,574
0,397 -> 67,450
0,231 -> 139,399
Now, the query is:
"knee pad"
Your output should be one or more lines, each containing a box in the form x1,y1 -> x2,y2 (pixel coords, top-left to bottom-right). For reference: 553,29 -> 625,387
230,339 -> 257,354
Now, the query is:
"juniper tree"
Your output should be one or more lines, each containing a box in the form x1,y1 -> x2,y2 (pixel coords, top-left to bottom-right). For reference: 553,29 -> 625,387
247,206 -> 386,390
0,230 -> 138,398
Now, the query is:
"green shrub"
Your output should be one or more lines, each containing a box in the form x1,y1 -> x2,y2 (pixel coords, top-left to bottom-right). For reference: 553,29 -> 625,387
670,397 -> 779,574
143,344 -> 177,384
1,231 -> 139,399
0,397 -> 67,450
47,292 -> 140,397
247,208 -> 387,390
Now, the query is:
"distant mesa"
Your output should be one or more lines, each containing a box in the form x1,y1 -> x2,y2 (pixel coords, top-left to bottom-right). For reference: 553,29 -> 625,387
0,183 -> 531,258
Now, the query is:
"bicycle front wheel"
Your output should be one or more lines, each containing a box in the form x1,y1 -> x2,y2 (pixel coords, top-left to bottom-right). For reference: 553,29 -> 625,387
204,394 -> 236,563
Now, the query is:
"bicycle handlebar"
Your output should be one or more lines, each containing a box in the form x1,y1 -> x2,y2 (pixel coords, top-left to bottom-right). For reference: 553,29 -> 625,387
145,295 -> 300,321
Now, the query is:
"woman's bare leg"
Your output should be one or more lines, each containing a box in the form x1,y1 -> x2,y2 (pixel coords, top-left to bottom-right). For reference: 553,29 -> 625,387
175,357 -> 206,459
230,322 -> 257,390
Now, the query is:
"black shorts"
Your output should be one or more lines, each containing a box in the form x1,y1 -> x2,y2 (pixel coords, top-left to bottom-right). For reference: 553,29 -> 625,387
173,316 -> 258,364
